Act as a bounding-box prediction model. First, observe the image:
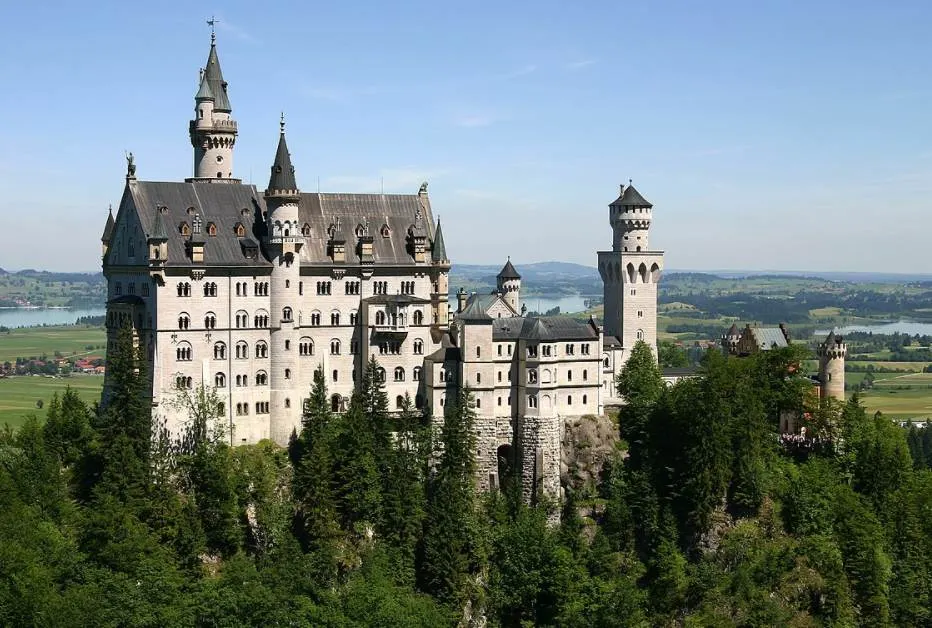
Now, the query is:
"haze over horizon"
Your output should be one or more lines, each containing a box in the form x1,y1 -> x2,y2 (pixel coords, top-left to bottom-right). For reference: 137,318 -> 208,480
2,1 -> 931,274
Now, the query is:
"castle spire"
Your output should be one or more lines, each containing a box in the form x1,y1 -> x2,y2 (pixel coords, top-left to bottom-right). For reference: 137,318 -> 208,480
265,115 -> 298,196
431,219 -> 448,262
202,30 -> 231,111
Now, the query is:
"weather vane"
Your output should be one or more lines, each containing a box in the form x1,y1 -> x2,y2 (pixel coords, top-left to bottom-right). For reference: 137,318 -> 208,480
207,16 -> 218,42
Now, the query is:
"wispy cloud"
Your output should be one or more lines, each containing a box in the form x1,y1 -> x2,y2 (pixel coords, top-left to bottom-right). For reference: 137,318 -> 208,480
563,58 -> 597,71
323,167 -> 452,193
499,64 -> 538,80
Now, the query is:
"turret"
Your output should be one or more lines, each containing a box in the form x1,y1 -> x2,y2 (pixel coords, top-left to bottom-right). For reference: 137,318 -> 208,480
101,205 -> 115,258
264,117 -> 302,445
497,258 -> 521,314
817,331 -> 847,402
722,323 -> 741,355
609,180 -> 652,253
187,33 -> 239,182
430,218 -> 451,326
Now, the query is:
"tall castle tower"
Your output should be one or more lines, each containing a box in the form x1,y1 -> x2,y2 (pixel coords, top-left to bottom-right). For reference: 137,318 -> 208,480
597,182 -> 664,355
430,217 -> 452,326
818,331 -> 846,402
187,32 -> 239,182
497,258 -> 522,314
265,117 -> 303,444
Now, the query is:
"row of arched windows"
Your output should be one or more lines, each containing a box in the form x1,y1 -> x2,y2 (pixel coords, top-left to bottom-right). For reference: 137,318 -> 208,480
236,402 -> 272,416
203,282 -> 217,297
177,282 -> 191,297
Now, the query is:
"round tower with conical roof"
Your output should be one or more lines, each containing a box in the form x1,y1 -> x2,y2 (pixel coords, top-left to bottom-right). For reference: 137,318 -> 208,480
722,323 -> 741,355
497,258 -> 521,314
265,116 -> 303,444
818,331 -> 847,401
188,33 -> 239,182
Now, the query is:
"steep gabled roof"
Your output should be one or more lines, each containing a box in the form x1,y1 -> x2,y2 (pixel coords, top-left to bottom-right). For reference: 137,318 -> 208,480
203,40 -> 231,112
497,258 -> 521,280
611,183 -> 652,207
458,295 -> 493,323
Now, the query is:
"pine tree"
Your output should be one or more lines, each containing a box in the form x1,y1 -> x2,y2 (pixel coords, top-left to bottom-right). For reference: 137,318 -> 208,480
616,341 -> 664,469
292,367 -> 341,558
418,386 -> 478,603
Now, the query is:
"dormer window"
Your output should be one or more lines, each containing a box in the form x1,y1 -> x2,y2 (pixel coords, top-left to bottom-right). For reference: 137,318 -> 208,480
380,224 -> 391,238
302,223 -> 311,237
179,222 -> 190,236
193,215 -> 202,234
207,222 -> 217,237
234,223 -> 246,237
355,224 -> 365,238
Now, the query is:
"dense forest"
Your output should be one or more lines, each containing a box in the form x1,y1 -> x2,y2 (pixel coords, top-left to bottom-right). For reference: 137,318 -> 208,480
2,326 -> 932,626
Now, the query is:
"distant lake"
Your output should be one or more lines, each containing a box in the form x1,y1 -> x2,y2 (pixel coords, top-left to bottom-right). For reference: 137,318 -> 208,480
816,321 -> 932,336
521,295 -> 594,314
0,308 -> 107,329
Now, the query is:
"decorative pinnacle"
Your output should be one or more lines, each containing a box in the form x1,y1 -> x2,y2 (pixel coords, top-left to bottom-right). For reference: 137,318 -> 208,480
207,16 -> 217,43
280,112 -> 285,134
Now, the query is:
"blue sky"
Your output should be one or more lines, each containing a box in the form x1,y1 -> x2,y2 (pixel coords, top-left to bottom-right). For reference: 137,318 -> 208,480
1,0 -> 931,273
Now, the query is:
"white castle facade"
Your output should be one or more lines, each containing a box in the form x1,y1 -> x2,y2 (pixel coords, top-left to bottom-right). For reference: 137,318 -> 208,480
101,36 -> 664,502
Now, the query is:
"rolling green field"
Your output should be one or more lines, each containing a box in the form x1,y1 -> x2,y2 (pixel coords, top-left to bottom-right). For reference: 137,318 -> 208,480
0,325 -> 106,363
0,374 -> 104,429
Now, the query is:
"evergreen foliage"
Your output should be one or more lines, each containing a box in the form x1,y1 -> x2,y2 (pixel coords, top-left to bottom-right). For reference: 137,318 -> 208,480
3,344 -> 932,625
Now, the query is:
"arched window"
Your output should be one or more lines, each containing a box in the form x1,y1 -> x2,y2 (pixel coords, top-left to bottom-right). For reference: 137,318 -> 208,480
568,395 -> 573,405
528,395 -> 538,408
330,339 -> 340,355
603,355 -> 610,368
440,369 -> 447,383
394,366 -> 405,382
299,337 -> 314,356
215,372 -> 226,388
375,311 -> 386,326
376,367 -> 386,383
235,341 -> 248,359
396,395 -> 405,409
285,368 -> 291,380
583,394 -> 588,405
204,312 -> 216,329
176,342 -> 192,361
476,372 -> 481,384
413,339 -> 424,355
413,310 -> 423,325
311,311 -> 321,326
213,342 -> 226,360
413,366 -> 421,381
528,369 -> 538,384
583,369 -> 588,381
255,341 -> 268,358
203,282 -> 217,297
178,313 -> 190,329
255,370 -> 268,386
349,311 -> 358,325
282,307 -> 293,322
476,346 -> 481,358
636,329 -> 644,341
285,398 -> 291,408
331,394 -> 342,413
333,369 -> 339,382
330,311 -> 340,326
235,310 -> 249,328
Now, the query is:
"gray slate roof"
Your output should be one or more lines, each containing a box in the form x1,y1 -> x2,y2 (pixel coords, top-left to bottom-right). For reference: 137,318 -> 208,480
431,220 -> 448,262
749,327 -> 788,350
267,129 -> 298,194
122,180 -> 438,268
457,296 -> 493,323
497,259 -> 521,280
491,316 -> 598,342
195,73 -> 213,101
101,209 -> 114,242
611,183 -> 652,207
150,211 -> 168,240
203,42 -> 231,112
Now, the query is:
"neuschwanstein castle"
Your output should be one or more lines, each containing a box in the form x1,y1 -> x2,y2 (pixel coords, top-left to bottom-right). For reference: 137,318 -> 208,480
101,35 -> 664,502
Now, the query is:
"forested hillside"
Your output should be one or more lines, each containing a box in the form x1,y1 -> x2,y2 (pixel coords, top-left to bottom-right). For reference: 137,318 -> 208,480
2,327 -> 931,625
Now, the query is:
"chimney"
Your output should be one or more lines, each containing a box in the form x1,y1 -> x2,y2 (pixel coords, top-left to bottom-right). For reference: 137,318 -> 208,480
457,287 -> 468,313
779,323 -> 790,343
